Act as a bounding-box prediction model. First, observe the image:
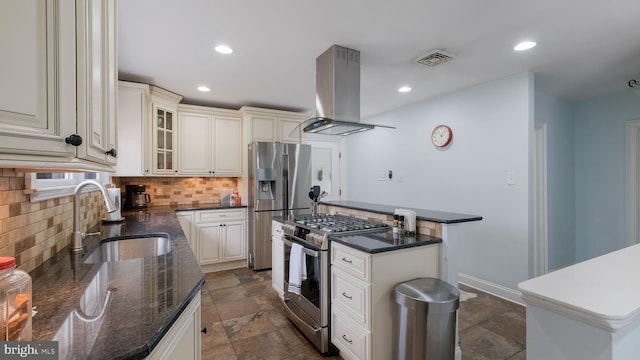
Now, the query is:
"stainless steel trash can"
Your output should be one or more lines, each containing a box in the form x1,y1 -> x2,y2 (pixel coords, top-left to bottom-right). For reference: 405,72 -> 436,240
393,278 -> 460,360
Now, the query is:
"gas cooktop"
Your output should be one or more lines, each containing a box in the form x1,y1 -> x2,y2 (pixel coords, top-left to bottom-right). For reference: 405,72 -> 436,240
283,214 -> 390,250
294,214 -> 389,233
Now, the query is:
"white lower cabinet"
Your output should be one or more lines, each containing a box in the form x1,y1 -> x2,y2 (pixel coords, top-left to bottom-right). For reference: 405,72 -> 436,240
330,242 -> 440,360
271,220 -> 285,297
181,208 -> 247,273
146,292 -> 201,360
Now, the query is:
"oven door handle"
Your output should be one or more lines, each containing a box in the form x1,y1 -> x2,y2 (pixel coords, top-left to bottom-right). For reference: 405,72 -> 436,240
283,237 -> 320,258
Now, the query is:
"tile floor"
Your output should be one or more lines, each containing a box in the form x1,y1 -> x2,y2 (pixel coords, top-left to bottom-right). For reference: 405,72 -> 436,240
200,268 -> 526,360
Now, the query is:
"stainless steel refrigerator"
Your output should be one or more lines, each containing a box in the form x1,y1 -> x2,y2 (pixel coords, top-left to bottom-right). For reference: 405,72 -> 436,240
248,141 -> 312,270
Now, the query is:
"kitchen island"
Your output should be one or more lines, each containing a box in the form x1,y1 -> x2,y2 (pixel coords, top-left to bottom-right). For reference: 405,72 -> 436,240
31,207 -> 204,359
519,244 -> 640,360
319,200 -> 482,286
277,201 -> 481,360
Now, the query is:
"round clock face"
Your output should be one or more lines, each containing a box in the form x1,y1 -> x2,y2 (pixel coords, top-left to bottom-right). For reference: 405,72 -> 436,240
431,125 -> 453,147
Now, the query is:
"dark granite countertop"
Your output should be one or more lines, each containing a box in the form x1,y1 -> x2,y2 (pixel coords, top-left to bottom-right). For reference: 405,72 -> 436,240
30,207 -> 204,359
330,230 -> 442,254
320,200 -> 482,224
174,202 -> 247,212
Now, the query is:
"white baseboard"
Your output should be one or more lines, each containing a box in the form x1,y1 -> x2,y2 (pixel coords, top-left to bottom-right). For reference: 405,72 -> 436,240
458,273 -> 525,306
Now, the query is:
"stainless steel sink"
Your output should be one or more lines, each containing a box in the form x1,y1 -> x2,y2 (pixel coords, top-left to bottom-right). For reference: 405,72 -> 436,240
83,234 -> 172,263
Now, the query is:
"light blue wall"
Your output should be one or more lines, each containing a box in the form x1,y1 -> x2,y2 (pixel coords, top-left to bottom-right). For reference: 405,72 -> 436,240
534,91 -> 576,270
345,73 -> 533,290
573,91 -> 640,261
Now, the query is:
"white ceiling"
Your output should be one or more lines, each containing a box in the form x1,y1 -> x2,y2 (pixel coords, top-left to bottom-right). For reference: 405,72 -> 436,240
118,0 -> 640,119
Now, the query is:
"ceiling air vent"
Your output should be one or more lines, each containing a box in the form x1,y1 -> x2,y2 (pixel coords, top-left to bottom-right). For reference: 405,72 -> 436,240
414,49 -> 455,67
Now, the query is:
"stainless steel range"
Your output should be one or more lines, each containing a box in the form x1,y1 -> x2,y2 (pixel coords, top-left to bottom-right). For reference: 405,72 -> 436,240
280,214 -> 389,354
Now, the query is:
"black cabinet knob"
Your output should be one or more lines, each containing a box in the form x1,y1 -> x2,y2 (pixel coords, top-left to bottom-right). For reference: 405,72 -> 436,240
201,327 -> 207,334
105,148 -> 117,157
65,134 -> 83,146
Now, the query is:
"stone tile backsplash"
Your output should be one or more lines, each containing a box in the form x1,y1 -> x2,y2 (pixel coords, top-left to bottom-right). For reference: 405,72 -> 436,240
112,177 -> 239,207
320,204 -> 443,238
0,169 -> 105,273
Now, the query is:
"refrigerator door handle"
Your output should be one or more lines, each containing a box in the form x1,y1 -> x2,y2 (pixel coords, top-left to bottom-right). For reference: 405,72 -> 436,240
282,152 -> 289,214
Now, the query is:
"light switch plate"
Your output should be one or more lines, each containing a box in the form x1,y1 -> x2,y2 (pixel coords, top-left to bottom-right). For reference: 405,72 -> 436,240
507,171 -> 516,185
375,172 -> 385,181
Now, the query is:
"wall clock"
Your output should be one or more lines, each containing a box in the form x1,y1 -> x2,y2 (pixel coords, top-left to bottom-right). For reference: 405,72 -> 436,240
431,124 -> 453,147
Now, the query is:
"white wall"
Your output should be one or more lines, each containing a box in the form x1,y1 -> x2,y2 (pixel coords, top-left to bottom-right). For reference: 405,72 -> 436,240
534,90 -> 576,270
345,72 -> 533,290
573,91 -> 640,261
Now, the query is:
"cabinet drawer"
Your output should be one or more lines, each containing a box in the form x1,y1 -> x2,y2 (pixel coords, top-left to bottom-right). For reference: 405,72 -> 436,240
331,242 -> 370,282
331,267 -> 370,328
195,209 -> 245,223
331,307 -> 370,360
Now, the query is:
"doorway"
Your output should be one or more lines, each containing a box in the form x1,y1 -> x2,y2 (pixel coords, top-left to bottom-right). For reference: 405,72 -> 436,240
534,124 -> 548,276
626,119 -> 640,246
307,140 -> 342,201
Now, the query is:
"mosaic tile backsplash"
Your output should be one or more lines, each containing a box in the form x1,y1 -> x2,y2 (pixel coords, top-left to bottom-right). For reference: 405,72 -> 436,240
0,169 -> 105,273
112,177 -> 239,207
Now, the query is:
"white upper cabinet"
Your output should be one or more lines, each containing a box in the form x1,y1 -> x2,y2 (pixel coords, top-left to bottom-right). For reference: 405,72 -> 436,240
76,0 -> 118,165
240,106 -> 308,144
0,0 -> 118,171
115,81 -> 150,176
0,0 -> 77,160
177,104 -> 242,176
151,87 -> 182,175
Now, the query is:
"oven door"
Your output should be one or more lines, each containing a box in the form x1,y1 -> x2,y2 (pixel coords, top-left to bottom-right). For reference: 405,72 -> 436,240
283,236 -> 328,327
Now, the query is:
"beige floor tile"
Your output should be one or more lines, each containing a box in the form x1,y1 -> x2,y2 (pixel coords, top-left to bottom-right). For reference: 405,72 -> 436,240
210,285 -> 251,303
201,321 -> 230,350
223,311 -> 276,342
215,297 -> 261,321
201,343 -> 238,360
231,330 -> 296,360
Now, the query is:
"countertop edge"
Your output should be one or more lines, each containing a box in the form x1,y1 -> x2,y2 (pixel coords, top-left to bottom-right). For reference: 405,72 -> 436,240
330,236 -> 442,254
120,278 -> 206,360
319,200 -> 482,224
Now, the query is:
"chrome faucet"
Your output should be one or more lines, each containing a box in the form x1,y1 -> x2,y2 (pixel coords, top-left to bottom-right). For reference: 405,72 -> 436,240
71,180 -> 117,253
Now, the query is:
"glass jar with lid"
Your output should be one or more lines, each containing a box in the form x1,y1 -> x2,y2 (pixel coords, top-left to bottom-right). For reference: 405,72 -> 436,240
0,257 -> 32,341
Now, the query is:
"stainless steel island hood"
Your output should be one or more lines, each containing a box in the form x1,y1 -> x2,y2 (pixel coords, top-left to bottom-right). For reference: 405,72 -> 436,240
302,45 -> 395,136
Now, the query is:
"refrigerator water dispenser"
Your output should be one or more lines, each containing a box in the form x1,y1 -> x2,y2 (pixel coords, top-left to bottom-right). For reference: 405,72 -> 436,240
258,168 -> 276,200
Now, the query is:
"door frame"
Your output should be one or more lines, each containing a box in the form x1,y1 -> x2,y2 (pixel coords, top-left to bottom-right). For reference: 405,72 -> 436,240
534,124 -> 549,276
306,138 -> 343,201
626,119 -> 640,246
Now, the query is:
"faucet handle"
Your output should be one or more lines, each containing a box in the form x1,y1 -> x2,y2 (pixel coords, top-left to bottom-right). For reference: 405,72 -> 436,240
84,232 -> 101,239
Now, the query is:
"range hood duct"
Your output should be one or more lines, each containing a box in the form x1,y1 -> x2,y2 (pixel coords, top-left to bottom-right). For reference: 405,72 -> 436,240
303,45 -> 395,136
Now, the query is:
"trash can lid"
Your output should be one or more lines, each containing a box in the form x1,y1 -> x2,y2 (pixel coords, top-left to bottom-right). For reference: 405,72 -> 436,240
394,278 -> 460,313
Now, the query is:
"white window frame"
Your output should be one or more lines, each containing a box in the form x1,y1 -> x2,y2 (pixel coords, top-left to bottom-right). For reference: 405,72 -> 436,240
29,172 -> 111,202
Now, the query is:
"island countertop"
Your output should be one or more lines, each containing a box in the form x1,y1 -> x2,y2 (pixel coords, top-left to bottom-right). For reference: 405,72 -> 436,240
330,230 -> 442,254
319,200 -> 482,224
519,243 -> 640,331
31,206 -> 204,359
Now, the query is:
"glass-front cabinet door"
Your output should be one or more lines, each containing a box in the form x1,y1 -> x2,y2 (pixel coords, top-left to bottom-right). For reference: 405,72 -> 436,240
153,104 -> 177,175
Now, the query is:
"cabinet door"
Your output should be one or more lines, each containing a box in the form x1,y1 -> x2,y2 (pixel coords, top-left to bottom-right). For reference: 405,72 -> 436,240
178,112 -> 211,175
153,104 -> 178,175
279,118 -> 305,144
213,116 -> 242,176
115,81 -> 149,176
76,0 -> 117,165
0,0 -> 76,159
222,222 -> 246,261
196,223 -> 223,264
250,116 -> 277,142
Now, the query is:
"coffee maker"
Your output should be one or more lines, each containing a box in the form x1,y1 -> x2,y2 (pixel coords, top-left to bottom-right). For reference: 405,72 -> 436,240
125,184 -> 151,209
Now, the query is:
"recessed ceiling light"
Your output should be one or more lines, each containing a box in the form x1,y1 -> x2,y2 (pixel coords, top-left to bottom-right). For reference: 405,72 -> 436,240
214,45 -> 233,54
398,86 -> 412,93
197,86 -> 210,92
514,41 -> 536,51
